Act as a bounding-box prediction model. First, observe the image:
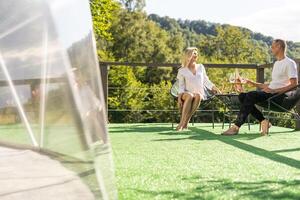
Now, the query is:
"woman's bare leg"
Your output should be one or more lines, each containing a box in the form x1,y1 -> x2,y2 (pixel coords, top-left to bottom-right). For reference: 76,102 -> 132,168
183,94 -> 201,128
176,93 -> 193,131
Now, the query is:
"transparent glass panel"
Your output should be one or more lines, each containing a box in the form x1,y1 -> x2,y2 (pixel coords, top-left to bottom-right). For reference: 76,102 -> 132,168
0,0 -> 116,199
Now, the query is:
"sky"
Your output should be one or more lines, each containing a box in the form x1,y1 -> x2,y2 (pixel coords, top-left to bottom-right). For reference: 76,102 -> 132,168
145,0 -> 300,42
50,0 -> 92,47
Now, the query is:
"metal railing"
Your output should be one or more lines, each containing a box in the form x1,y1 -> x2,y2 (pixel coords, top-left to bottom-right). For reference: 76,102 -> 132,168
99,59 -> 300,127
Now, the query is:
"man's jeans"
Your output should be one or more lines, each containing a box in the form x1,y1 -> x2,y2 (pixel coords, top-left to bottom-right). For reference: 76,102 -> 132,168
234,91 -> 286,127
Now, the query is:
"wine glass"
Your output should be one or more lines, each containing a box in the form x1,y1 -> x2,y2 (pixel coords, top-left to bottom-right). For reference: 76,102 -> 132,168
240,77 -> 247,84
238,73 -> 247,84
229,73 -> 236,83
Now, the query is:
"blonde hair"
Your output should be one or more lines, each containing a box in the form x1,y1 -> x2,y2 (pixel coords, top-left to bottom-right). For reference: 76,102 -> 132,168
181,47 -> 198,67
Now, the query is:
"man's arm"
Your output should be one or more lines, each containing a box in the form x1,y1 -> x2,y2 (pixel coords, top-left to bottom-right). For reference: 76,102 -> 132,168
266,78 -> 298,94
245,79 -> 269,89
267,59 -> 299,94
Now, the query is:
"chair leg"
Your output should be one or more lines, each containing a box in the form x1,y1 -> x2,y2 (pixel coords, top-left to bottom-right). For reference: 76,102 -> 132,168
267,110 -> 270,135
247,116 -> 250,131
172,106 -> 174,129
222,112 -> 225,129
212,111 -> 215,129
229,112 -> 231,128
295,113 -> 300,131
172,99 -> 176,129
172,102 -> 174,129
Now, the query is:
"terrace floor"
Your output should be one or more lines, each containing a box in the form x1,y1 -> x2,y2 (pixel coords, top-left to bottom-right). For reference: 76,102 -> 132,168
110,123 -> 300,200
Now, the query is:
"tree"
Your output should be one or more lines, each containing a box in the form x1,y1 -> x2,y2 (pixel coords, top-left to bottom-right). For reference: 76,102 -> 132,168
90,0 -> 121,60
109,10 -> 185,83
198,25 -> 270,64
120,0 -> 145,11
108,65 -> 149,122
90,0 -> 120,41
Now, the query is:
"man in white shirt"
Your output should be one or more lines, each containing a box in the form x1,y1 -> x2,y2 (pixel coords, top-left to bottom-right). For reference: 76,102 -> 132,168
222,39 -> 298,136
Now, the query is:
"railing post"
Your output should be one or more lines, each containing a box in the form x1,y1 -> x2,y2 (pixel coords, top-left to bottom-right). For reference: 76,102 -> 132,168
256,65 -> 264,90
295,59 -> 300,130
100,64 -> 109,115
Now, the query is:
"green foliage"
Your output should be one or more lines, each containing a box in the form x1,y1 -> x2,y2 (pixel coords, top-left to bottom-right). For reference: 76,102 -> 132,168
92,2 -> 299,126
108,66 -> 149,122
110,11 -> 183,63
106,9 -> 185,122
90,0 -> 120,60
288,42 -> 300,58
90,0 -> 119,41
144,81 -> 174,122
149,14 -> 299,59
198,26 -> 270,63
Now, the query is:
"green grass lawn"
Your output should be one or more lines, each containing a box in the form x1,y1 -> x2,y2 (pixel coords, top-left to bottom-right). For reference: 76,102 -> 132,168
1,123 -> 300,199
109,123 -> 300,200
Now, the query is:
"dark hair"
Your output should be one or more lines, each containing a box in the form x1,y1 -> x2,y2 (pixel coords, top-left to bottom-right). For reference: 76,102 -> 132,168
273,39 -> 287,52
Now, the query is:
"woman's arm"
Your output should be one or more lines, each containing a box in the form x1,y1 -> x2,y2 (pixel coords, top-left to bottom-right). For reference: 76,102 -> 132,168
177,70 -> 185,107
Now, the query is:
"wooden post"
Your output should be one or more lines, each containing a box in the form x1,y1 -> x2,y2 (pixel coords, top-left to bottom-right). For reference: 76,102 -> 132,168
100,64 -> 109,114
256,66 -> 265,90
295,59 -> 300,130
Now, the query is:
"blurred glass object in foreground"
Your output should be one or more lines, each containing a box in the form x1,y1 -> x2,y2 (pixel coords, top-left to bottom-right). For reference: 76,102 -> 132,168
0,0 -> 116,199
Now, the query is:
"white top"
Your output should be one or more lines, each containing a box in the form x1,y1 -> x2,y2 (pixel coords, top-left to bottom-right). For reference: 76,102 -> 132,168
269,57 -> 298,92
177,64 -> 214,99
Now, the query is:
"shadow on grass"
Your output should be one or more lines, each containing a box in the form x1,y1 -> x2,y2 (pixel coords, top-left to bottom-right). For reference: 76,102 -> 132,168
111,124 -> 300,199
156,128 -> 262,140
109,125 -> 173,134
154,127 -> 300,170
109,123 -> 295,135
272,147 -> 300,153
111,124 -> 300,169
265,130 -> 296,134
131,178 -> 300,200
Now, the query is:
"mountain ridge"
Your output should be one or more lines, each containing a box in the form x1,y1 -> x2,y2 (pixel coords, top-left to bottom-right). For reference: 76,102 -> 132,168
148,14 -> 300,59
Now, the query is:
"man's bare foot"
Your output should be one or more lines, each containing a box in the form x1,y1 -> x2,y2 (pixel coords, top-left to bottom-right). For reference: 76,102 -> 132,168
221,125 -> 239,136
176,124 -> 183,131
261,120 -> 271,136
182,123 -> 188,130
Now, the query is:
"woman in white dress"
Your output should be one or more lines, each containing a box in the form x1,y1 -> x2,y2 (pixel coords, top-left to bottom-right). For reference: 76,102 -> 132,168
176,47 -> 221,131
